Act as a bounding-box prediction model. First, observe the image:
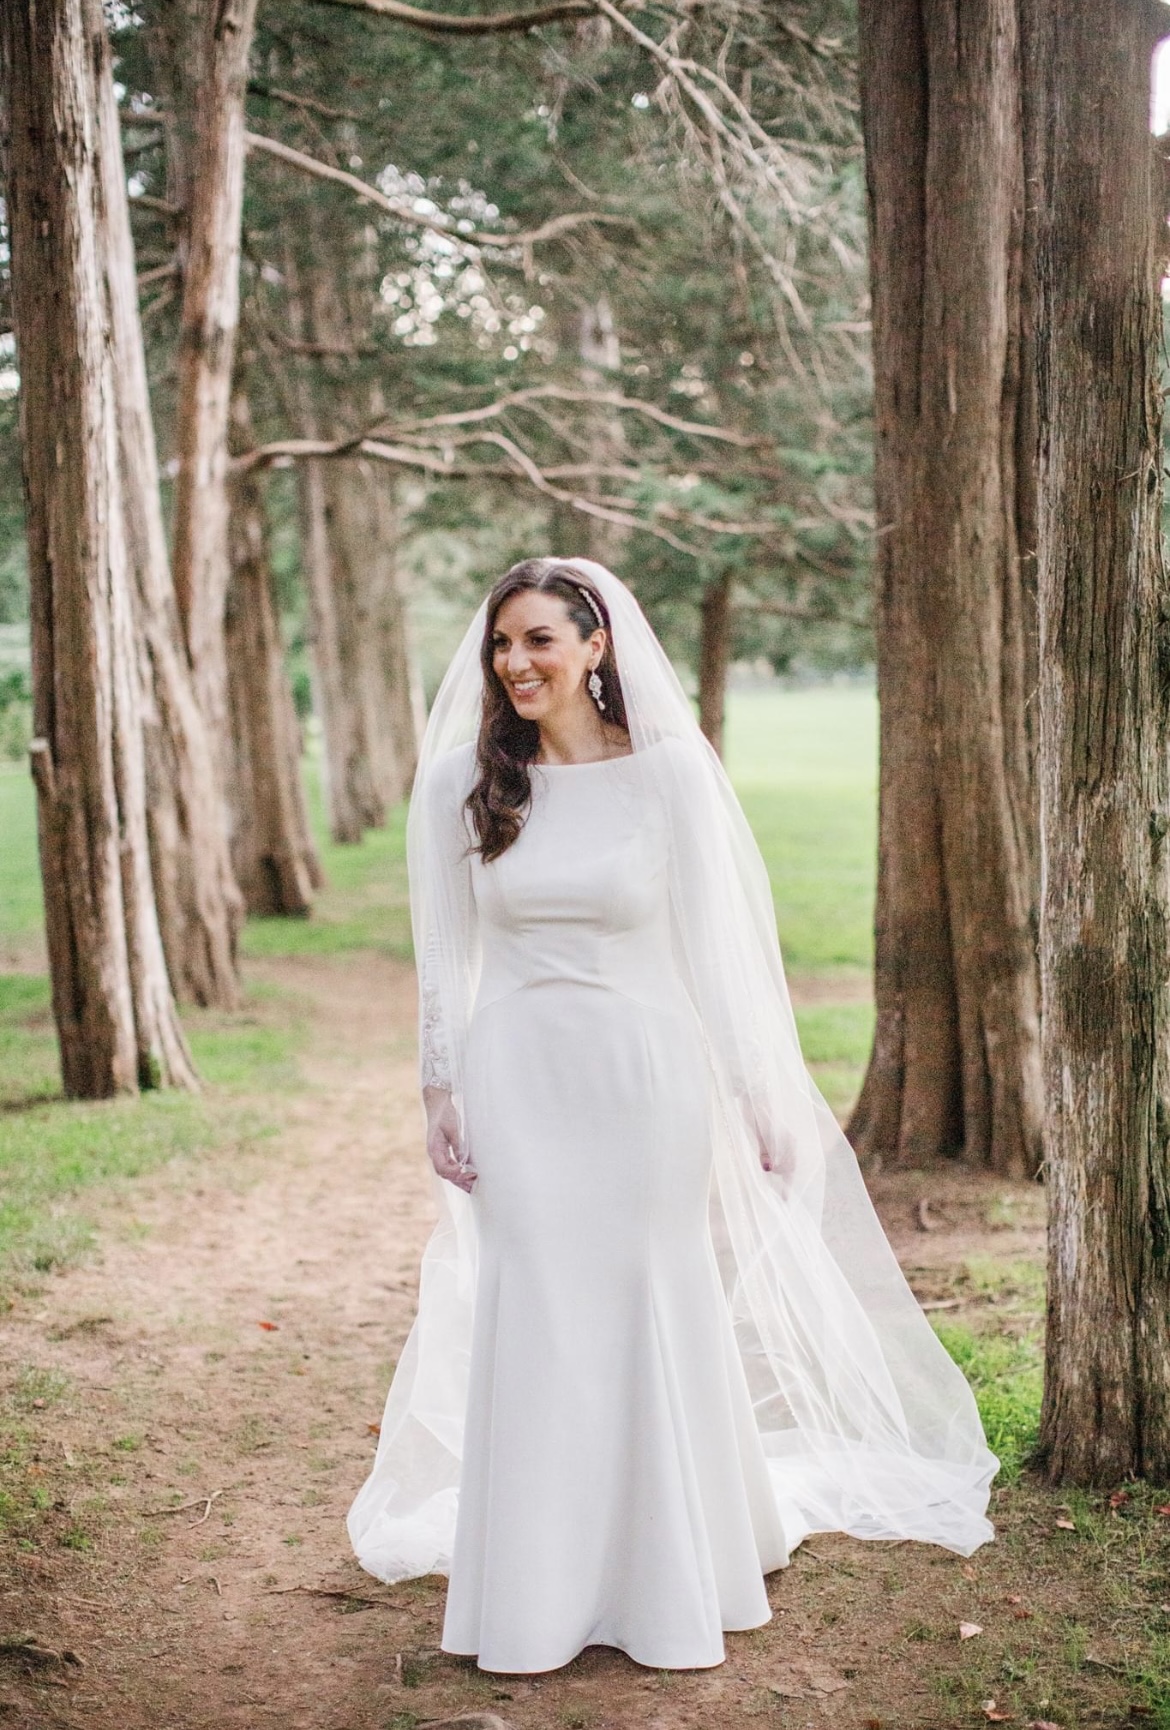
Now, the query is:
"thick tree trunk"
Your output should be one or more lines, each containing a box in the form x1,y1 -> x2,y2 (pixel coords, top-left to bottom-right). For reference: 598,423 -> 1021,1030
170,0 -> 260,770
96,17 -> 242,1007
698,570 -> 733,758
850,0 -> 1042,1176
225,390 -> 323,915
4,0 -> 196,1094
1033,0 -> 1170,1485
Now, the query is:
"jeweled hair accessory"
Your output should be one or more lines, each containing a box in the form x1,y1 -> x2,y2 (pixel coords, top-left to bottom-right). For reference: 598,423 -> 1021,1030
575,584 -> 605,629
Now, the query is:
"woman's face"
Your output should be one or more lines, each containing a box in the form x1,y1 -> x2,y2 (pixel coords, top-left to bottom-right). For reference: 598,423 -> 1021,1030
491,590 -> 602,725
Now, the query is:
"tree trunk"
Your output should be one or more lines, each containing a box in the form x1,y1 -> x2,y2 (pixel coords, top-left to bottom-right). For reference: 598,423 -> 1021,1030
96,11 -> 242,1007
294,458 -> 377,844
3,0 -> 196,1094
170,0 -> 260,772
290,239 -> 421,837
698,570 -> 733,757
225,389 -> 323,915
1033,0 -> 1170,1485
327,458 -> 422,807
850,0 -> 1042,1176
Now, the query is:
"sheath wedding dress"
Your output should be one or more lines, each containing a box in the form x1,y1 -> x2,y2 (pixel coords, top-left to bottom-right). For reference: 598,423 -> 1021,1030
347,557 -> 997,1676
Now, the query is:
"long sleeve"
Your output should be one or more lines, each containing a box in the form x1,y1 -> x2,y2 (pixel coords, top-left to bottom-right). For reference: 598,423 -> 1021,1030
414,744 -> 480,1098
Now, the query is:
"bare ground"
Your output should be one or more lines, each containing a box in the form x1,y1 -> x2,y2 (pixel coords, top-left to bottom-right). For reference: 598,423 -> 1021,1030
0,952 -> 1163,1730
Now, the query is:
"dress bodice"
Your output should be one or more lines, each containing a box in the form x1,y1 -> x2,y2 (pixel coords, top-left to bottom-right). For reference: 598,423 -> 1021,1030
469,757 -> 689,1016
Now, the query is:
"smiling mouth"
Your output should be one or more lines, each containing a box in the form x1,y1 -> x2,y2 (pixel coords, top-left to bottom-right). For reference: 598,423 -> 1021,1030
510,680 -> 545,698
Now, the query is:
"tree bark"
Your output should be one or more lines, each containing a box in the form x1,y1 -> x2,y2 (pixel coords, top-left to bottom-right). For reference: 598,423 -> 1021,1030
1033,0 -> 1170,1485
290,236 -> 421,839
3,0 -> 197,1094
698,570 -> 733,757
850,0 -> 1042,1176
97,11 -> 242,1007
326,457 -> 422,807
225,389 -> 323,915
170,0 -> 260,772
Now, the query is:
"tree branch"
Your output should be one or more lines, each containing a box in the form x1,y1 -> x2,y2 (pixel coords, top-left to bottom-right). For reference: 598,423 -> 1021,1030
244,130 -> 633,252
383,383 -> 765,447
233,431 -> 702,556
309,0 -> 597,33
247,81 -> 363,121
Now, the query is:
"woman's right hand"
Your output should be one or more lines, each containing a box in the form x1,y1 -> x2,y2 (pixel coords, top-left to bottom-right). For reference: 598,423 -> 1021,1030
423,1087 -> 477,1193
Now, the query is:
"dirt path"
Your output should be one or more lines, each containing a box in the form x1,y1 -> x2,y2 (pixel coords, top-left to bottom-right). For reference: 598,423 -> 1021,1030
0,952 -> 1119,1730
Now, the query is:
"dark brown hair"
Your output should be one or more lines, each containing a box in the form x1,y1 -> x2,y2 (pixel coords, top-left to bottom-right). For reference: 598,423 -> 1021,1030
466,559 -> 629,862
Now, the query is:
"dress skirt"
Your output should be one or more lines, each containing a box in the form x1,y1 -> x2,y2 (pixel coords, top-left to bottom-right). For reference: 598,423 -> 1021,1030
442,972 -> 788,1673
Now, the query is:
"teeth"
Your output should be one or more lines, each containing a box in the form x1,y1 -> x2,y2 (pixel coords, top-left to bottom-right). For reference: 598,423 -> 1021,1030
513,681 -> 543,694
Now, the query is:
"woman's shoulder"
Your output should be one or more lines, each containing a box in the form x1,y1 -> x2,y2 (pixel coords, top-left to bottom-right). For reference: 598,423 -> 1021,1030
419,741 -> 478,815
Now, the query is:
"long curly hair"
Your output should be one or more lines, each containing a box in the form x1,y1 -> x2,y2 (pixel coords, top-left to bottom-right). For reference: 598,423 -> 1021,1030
466,559 -> 629,862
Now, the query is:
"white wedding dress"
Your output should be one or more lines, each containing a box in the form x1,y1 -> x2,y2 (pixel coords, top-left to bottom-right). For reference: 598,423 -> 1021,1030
347,559 -> 996,1680
441,743 -> 788,1671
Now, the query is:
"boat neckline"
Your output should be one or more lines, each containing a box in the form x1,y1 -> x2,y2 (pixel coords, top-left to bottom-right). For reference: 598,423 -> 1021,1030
531,751 -> 637,770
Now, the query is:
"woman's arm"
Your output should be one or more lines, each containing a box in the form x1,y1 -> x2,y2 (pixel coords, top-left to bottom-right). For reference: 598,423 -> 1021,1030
416,751 -> 479,1192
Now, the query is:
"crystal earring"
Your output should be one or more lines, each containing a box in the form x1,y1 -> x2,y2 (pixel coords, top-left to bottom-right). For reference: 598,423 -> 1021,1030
588,668 -> 606,712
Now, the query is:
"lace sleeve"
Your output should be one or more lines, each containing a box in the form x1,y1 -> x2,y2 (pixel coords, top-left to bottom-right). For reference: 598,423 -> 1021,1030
414,745 -> 478,1097
419,929 -> 454,1092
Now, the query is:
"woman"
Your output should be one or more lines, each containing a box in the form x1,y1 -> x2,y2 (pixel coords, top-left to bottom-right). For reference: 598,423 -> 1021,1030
347,557 -> 996,1675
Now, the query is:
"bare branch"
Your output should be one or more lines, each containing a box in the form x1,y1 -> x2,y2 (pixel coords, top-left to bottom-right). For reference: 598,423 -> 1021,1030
247,82 -> 363,121
233,431 -> 702,556
309,0 -> 597,32
244,130 -> 633,254
382,383 -> 765,447
137,260 -> 178,289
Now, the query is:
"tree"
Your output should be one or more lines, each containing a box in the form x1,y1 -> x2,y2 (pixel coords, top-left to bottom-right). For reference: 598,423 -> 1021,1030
97,10 -> 243,1007
225,385 -> 323,914
170,0 -> 261,774
3,0 -> 196,1095
849,0 -> 1042,1177
1033,0 -> 1170,1484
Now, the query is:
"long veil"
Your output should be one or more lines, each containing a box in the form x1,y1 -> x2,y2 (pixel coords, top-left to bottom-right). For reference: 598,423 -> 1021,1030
347,558 -> 997,1581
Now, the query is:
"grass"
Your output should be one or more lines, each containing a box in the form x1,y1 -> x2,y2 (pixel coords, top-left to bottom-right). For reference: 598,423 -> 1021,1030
725,686 -> 878,974
0,970 -> 303,1288
0,765 -> 41,953
934,1320 -> 1043,1483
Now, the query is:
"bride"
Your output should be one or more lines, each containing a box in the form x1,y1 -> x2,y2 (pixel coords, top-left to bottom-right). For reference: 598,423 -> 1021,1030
347,556 -> 996,1675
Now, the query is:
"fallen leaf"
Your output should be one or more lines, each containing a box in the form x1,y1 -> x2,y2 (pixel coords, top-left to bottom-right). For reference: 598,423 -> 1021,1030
1109,1490 -> 1131,1509
982,1704 -> 1013,1724
1154,1505 -> 1170,1517
962,1563 -> 977,1580
366,1422 -> 381,1436
959,1622 -> 984,1640
1027,1720 -> 1064,1729
1012,1607 -> 1034,1620
1054,1517 -> 1076,1531
1005,1593 -> 1022,1605
257,1320 -> 279,1332
863,1720 -> 883,1730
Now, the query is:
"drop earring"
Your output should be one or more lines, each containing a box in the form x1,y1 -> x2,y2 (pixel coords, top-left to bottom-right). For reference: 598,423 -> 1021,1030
588,667 -> 606,712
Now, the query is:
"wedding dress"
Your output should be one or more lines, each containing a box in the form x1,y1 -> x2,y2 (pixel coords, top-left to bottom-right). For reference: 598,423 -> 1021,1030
347,559 -> 997,1675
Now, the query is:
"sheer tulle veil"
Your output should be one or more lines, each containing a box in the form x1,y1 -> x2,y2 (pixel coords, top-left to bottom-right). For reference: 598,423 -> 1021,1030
346,557 -> 997,1582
